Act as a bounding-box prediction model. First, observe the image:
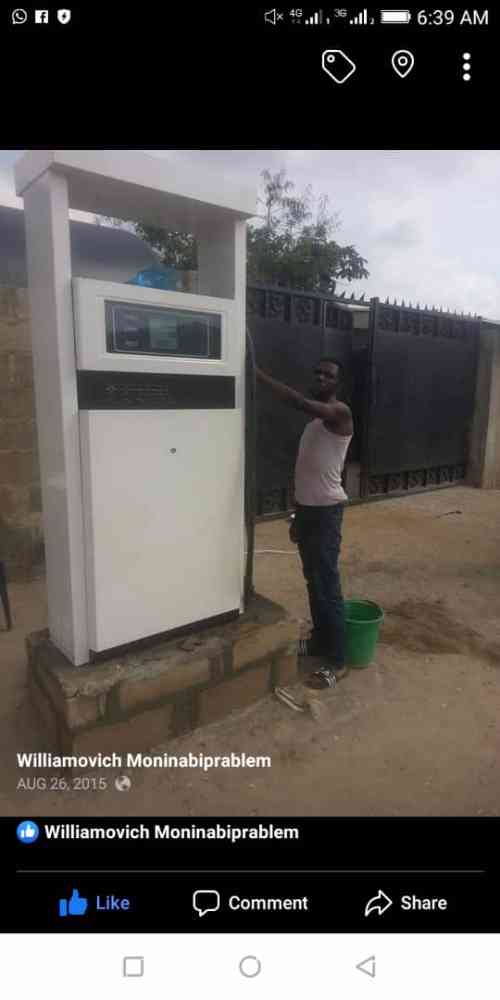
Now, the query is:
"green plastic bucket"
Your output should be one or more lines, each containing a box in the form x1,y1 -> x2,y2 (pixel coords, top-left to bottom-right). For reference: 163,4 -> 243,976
344,599 -> 384,668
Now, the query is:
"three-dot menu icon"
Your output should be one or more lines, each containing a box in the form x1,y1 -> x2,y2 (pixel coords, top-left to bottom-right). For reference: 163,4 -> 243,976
462,52 -> 472,81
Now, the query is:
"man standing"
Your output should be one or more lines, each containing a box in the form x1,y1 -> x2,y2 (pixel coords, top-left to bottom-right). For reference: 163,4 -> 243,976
255,358 -> 353,691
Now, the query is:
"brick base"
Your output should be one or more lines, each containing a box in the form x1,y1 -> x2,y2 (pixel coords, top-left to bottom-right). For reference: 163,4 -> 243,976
26,593 -> 299,760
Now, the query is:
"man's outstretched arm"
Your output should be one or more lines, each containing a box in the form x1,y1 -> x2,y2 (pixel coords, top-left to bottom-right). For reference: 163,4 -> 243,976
255,366 -> 352,428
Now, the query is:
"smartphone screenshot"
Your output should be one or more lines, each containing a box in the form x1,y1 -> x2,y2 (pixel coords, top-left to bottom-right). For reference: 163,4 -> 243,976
0,6 -> 499,997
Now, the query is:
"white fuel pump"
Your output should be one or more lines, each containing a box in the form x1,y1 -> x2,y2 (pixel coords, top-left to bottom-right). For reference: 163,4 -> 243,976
15,150 -> 256,666
73,278 -> 244,654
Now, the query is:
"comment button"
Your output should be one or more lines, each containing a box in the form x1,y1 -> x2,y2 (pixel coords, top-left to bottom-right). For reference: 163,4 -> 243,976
192,890 -> 221,918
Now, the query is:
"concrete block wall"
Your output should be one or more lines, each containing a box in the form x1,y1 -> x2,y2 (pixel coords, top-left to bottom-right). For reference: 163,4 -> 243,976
0,288 -> 44,579
467,322 -> 500,490
26,595 -> 299,759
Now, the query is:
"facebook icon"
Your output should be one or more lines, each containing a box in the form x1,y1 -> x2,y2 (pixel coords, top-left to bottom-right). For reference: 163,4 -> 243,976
17,820 -> 40,844
35,10 -> 49,22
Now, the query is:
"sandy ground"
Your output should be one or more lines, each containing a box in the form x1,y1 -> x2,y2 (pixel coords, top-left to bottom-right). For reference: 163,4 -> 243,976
1,486 -> 499,818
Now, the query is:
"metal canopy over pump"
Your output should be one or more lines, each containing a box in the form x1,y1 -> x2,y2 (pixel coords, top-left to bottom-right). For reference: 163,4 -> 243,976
16,150 -> 256,666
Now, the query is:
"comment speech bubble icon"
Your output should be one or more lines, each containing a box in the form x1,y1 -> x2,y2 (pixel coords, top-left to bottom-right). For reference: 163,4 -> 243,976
193,889 -> 221,918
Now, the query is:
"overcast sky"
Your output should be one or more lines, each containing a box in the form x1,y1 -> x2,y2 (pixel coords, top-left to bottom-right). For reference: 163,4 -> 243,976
1,149 -> 499,318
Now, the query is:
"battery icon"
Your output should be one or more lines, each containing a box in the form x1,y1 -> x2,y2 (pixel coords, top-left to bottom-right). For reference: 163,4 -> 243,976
380,10 -> 411,23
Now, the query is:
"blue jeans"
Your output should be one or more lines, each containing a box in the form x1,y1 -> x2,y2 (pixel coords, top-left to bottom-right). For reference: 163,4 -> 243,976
295,502 -> 346,667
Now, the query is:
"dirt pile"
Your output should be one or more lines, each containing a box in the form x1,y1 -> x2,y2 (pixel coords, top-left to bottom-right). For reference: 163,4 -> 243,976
380,598 -> 500,665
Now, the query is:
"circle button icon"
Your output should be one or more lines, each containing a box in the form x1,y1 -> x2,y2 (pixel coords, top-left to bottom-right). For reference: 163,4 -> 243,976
239,956 -> 262,978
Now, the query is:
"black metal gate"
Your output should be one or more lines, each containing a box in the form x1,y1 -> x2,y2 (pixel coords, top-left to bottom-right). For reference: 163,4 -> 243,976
247,284 -> 360,516
359,299 -> 480,498
247,286 -> 480,516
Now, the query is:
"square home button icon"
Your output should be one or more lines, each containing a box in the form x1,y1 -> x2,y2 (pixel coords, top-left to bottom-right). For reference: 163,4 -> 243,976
123,957 -> 144,978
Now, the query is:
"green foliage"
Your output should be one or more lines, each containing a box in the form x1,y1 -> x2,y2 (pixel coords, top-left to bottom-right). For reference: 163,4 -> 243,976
133,223 -> 197,270
130,168 -> 368,292
247,226 -> 368,292
248,169 -> 368,292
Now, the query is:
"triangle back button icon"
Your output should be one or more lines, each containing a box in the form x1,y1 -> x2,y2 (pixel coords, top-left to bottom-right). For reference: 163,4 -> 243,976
356,955 -> 376,979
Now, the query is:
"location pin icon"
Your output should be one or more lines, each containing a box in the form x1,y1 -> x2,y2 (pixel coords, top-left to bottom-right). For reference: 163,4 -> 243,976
392,50 -> 414,78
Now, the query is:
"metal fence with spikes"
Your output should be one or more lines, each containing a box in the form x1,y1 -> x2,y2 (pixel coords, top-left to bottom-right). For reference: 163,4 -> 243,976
247,283 -> 370,322
359,296 -> 481,500
375,296 -> 480,341
383,295 -> 479,321
246,284 -> 482,515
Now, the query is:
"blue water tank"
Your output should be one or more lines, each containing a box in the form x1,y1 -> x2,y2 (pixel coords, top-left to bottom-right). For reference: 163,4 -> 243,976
127,267 -> 179,290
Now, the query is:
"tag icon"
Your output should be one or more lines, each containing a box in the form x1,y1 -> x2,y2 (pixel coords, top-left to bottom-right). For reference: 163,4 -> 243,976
57,8 -> 71,23
391,50 -> 414,78
322,50 -> 357,84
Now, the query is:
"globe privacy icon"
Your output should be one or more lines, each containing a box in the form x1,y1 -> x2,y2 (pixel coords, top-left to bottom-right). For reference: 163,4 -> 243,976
57,9 -> 71,23
115,775 -> 132,792
17,820 -> 40,843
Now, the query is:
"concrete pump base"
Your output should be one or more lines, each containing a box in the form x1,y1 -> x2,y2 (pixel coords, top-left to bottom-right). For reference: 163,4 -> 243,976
25,594 -> 299,760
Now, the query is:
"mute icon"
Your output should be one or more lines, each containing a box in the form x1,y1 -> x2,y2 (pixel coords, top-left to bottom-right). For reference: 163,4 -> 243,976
265,9 -> 284,24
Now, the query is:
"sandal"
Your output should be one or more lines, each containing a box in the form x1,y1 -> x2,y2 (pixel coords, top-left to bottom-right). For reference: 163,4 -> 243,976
305,665 -> 348,690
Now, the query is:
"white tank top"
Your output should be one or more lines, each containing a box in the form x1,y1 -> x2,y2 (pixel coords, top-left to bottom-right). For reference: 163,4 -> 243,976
294,419 -> 352,505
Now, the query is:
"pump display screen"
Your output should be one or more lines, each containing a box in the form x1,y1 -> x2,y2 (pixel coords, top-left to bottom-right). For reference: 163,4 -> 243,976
105,301 -> 222,359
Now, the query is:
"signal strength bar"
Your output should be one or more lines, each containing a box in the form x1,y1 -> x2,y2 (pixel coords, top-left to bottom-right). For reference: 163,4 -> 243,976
305,10 -> 323,24
350,8 -> 368,24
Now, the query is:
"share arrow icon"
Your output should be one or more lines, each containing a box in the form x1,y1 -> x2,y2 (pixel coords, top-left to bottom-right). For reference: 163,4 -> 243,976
364,889 -> 393,917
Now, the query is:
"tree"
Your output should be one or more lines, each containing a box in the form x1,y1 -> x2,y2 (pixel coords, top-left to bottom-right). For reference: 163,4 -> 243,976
93,215 -> 197,268
126,168 -> 368,293
133,223 -> 197,270
247,169 -> 368,292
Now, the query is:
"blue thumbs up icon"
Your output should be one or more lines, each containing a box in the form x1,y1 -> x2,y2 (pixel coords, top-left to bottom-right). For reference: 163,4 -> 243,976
17,820 -> 40,843
59,889 -> 88,917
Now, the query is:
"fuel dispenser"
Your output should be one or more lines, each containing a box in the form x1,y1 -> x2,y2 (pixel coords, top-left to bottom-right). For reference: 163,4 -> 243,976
73,278 -> 245,654
16,151 -> 256,666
